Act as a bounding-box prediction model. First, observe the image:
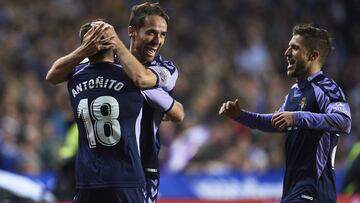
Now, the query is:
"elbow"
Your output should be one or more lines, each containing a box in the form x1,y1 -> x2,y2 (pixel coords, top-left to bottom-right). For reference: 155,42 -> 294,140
169,110 -> 185,123
45,69 -> 67,85
172,115 -> 184,123
338,116 -> 352,134
177,103 -> 185,122
45,73 -> 57,85
342,117 -> 352,134
45,74 -> 62,85
175,111 -> 185,122
180,112 -> 185,122
45,66 -> 59,85
341,126 -> 351,135
168,102 -> 185,122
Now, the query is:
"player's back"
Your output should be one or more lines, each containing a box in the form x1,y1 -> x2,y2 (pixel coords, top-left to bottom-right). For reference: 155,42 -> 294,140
67,62 -> 145,188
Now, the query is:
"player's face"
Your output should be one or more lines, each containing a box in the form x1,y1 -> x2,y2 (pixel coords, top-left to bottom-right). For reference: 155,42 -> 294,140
284,35 -> 311,80
132,15 -> 167,64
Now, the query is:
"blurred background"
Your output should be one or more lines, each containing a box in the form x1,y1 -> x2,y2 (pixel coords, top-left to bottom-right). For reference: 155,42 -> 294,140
0,0 -> 360,202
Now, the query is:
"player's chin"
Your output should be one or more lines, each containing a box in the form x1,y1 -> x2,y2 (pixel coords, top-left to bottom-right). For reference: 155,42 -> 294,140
287,70 -> 296,77
149,55 -> 156,60
145,55 -> 155,63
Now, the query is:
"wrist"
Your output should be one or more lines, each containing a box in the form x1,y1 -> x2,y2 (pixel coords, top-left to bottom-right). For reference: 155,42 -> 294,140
235,110 -> 244,120
114,39 -> 126,53
293,111 -> 300,126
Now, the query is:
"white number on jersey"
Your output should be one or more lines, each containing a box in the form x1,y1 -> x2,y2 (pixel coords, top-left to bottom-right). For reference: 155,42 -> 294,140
77,96 -> 121,148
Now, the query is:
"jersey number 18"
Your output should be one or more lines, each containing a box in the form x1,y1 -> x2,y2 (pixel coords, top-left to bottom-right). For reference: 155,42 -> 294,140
77,96 -> 121,148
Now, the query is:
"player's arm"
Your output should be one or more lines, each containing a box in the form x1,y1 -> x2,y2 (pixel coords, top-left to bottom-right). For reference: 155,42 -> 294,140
274,102 -> 351,134
164,100 -> 184,122
46,48 -> 88,84
103,25 -> 158,89
272,110 -> 351,134
142,88 -> 184,122
46,23 -> 112,85
271,91 -> 352,133
219,99 -> 278,132
116,40 -> 157,89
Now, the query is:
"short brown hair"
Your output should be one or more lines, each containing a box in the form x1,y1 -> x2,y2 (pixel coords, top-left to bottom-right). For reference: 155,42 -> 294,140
129,2 -> 169,30
292,24 -> 334,65
78,19 -> 108,59
79,18 -> 106,43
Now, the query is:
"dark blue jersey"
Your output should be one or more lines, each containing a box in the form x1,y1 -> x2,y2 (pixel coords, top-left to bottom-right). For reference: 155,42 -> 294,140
72,56 -> 178,180
280,72 -> 351,202
140,55 -> 178,178
67,62 -> 145,188
236,71 -> 351,202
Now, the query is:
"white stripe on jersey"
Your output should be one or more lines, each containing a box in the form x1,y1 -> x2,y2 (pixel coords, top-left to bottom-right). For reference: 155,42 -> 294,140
135,106 -> 143,157
73,64 -> 90,76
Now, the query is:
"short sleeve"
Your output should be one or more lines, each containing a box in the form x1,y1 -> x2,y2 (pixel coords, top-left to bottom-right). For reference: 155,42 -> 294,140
141,88 -> 175,113
147,61 -> 178,91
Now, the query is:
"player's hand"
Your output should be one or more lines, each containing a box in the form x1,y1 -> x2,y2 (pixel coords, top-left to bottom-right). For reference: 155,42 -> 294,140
79,22 -> 114,57
99,23 -> 124,50
219,99 -> 243,119
271,111 -> 294,130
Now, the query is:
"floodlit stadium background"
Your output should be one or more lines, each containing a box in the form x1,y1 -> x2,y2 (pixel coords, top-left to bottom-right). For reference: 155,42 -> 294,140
0,0 -> 360,202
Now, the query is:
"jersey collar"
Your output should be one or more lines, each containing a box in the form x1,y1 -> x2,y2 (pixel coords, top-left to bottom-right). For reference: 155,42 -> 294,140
297,71 -> 323,89
143,55 -> 162,67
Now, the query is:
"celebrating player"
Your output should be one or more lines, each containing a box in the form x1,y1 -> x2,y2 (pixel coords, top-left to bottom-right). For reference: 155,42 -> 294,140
46,3 -> 183,203
219,24 -> 351,202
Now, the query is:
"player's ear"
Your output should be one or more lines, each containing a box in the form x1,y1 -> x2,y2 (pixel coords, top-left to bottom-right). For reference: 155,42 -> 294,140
309,50 -> 320,61
128,26 -> 136,38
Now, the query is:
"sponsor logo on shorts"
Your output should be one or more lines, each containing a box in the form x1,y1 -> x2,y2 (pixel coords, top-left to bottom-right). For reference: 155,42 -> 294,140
301,194 -> 313,201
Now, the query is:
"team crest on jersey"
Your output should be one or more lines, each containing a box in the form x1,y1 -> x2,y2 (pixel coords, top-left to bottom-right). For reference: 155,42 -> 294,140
159,68 -> 170,83
299,97 -> 307,111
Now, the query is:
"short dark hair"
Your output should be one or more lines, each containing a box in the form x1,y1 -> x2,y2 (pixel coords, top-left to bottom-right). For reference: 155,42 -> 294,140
79,18 -> 106,44
129,2 -> 169,30
292,24 -> 334,65
78,19 -> 108,59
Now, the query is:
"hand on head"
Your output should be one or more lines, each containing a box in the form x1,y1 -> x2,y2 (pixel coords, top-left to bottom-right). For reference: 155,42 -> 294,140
80,22 -> 117,57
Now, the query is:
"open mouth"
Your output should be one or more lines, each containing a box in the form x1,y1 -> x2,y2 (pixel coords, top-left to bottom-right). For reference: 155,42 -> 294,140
145,47 -> 157,56
287,58 -> 296,69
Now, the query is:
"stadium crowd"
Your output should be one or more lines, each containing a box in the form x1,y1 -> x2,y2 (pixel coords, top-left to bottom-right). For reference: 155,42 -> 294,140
0,0 -> 359,194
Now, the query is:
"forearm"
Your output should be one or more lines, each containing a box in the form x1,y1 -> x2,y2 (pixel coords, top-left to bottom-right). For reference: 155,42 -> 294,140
165,101 -> 184,122
46,48 -> 86,84
114,40 -> 157,89
293,111 -> 351,134
236,111 -> 278,132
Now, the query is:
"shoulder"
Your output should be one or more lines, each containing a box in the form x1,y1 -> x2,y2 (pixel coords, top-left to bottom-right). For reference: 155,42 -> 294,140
73,63 -> 90,76
290,83 -> 298,90
113,63 -> 123,69
149,55 -> 177,75
312,75 -> 346,102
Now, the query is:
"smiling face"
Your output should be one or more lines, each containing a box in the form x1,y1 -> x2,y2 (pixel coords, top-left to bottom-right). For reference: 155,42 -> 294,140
129,15 -> 167,64
284,35 -> 312,80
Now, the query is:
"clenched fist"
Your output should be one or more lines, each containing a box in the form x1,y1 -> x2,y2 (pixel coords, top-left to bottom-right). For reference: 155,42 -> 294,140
219,99 -> 243,119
